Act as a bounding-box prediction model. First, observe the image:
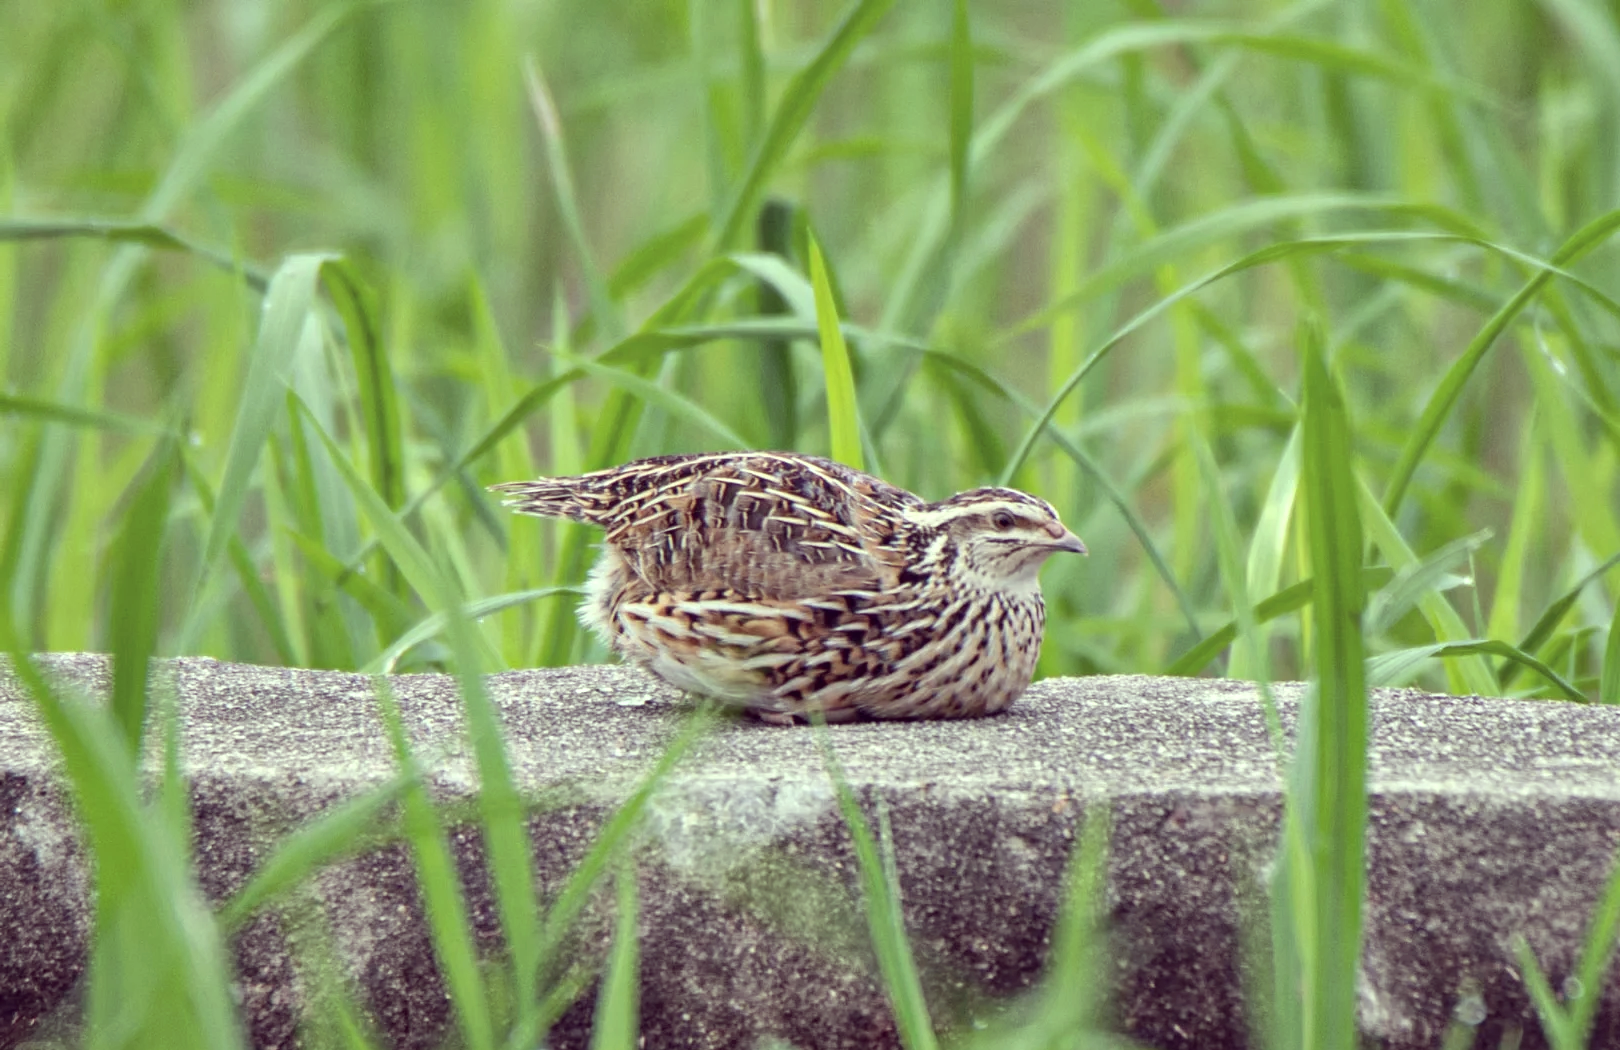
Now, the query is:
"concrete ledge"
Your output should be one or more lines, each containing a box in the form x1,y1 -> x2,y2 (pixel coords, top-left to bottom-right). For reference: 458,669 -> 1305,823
2,654 -> 1618,1049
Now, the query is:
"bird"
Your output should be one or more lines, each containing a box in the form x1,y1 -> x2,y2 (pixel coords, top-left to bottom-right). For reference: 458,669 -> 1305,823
490,452 -> 1086,724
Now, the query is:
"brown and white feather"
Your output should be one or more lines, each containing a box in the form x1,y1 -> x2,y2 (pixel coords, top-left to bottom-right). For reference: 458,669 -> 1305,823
491,451 -> 1084,722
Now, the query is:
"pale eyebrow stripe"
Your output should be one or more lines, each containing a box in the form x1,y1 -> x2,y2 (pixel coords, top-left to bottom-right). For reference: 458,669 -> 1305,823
901,500 -> 1047,528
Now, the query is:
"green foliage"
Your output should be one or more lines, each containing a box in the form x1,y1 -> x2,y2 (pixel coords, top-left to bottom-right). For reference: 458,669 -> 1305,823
590,865 -> 642,1050
1287,321 -> 1369,1050
7,0 -> 1620,1045
5,651 -> 244,1050
809,233 -> 865,469
1515,845 -> 1620,1050
817,721 -> 938,1050
107,436 -> 178,754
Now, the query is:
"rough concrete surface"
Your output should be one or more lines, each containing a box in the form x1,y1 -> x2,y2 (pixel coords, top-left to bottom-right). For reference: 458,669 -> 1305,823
1,654 -> 1618,1050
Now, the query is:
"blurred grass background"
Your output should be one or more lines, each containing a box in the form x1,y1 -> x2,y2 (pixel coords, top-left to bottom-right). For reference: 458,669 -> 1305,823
3,0 -> 1619,695
5,0 -> 1620,1046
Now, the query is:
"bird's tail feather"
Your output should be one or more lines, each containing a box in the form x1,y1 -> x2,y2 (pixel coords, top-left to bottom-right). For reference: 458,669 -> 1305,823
488,478 -> 612,525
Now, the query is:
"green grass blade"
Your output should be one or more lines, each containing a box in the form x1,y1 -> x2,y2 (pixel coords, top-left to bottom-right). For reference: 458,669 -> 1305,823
1002,203 -> 1419,344
515,707 -> 715,1048
1514,935 -> 1578,1050
815,723 -> 938,1050
1524,329 -> 1620,565
322,259 -> 404,511
735,0 -> 766,149
107,436 -> 177,755
189,252 -> 334,635
1336,251 -> 1499,312
524,54 -> 623,342
1605,606 -> 1620,705
996,226 -> 1620,495
999,231 -> 1464,484
1248,424 -> 1301,601
550,349 -> 750,451
1165,568 -> 1396,677
143,3 -> 363,221
216,773 -> 414,931
283,387 -> 363,670
283,529 -> 417,641
1486,418 -> 1544,645
1295,322 -> 1368,1050
731,251 -> 817,317
6,652 -> 245,1050
926,358 -> 1004,477
288,905 -> 387,1050
693,0 -> 740,219
365,587 -> 584,673
872,343 -> 1199,636
1364,530 -> 1492,637
981,17 -> 1495,166
177,452 -> 299,665
808,234 -> 863,469
533,713 -> 713,964
1356,479 -> 1498,697
435,588 -> 546,1041
957,804 -> 1110,1048
1194,431 -> 1280,701
343,265 -> 812,572
755,200 -> 802,450
523,961 -> 596,1050
607,212 -> 710,300
0,216 -> 271,289
1368,640 -> 1584,702
294,395 -> 505,671
372,678 -> 495,1050
0,391 -> 179,434
1568,844 -> 1620,1040
1196,411 -> 1297,1050
1504,553 -> 1620,689
308,378 -> 544,1039
12,1 -> 360,653
1383,208 -> 1620,517
947,0 -> 973,231
1034,803 -> 1108,1034
883,0 -> 974,341
1037,414 -> 1199,638
1538,0 -> 1620,137
589,866 -> 640,1050
1234,424 -> 1301,680
714,0 -> 899,248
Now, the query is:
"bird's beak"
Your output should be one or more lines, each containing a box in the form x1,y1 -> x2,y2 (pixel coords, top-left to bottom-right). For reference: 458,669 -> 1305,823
1048,528 -> 1088,555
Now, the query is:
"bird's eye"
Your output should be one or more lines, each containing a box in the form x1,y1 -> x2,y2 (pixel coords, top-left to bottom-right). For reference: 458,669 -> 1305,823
992,511 -> 1016,530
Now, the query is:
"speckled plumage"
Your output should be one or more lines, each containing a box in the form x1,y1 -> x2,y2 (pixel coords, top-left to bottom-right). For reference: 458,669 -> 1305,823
491,452 -> 1085,723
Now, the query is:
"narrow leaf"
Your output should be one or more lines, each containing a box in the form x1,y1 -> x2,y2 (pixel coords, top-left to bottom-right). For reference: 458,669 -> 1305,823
365,587 -> 584,674
1367,640 -> 1583,702
808,235 -> 863,470
1293,322 -> 1368,1050
108,437 -> 178,755
191,253 -> 333,624
589,866 -> 641,1050
1383,208 -> 1620,517
715,0 -> 899,247
816,724 -> 938,1050
217,774 -> 413,931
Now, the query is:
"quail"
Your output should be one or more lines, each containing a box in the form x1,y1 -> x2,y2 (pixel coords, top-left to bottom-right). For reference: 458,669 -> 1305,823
491,452 -> 1086,723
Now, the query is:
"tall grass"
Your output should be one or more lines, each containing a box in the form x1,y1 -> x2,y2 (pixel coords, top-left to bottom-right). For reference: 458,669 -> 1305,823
6,0 -> 1620,1045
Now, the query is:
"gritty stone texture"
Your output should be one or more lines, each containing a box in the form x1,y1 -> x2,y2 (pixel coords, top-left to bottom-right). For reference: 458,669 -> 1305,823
1,654 -> 1618,1049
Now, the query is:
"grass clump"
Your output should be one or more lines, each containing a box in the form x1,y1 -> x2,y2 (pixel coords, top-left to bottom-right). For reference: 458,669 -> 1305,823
6,0 -> 1620,1046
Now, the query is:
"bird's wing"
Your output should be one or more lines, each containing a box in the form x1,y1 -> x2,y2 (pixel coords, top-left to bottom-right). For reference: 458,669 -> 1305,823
590,453 -> 918,599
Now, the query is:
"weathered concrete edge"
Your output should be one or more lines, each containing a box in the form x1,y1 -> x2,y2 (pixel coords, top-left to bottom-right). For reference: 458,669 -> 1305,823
1,654 -> 1618,1050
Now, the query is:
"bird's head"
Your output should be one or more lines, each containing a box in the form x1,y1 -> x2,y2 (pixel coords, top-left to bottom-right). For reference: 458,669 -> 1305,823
901,487 -> 1086,593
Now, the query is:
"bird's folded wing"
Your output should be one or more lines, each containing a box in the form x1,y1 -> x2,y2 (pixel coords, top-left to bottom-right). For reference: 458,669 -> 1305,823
596,453 -> 916,599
